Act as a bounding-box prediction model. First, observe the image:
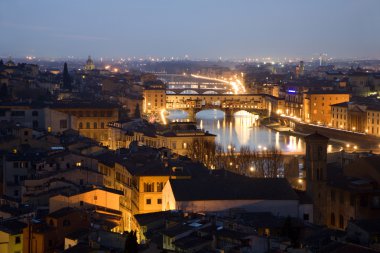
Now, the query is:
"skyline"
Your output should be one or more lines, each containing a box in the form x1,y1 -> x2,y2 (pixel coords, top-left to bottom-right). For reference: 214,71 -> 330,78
1,0 -> 380,60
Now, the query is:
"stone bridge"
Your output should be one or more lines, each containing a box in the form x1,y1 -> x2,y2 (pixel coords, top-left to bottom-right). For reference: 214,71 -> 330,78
166,89 -> 230,95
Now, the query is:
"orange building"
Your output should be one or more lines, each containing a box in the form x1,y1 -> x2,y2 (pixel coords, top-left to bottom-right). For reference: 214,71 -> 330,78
23,208 -> 89,253
303,91 -> 350,125
143,83 -> 166,114
51,101 -> 119,144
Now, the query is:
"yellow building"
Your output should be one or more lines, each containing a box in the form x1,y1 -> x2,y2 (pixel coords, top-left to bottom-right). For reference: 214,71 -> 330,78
331,102 -> 380,135
366,108 -> 380,136
331,102 -> 348,129
98,157 -> 133,231
107,121 -> 216,156
0,220 -> 26,253
143,83 -> 166,114
51,101 -> 119,144
303,91 -> 350,125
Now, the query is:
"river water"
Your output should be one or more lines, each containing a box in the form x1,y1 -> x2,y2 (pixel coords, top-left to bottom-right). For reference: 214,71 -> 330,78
166,109 -> 318,153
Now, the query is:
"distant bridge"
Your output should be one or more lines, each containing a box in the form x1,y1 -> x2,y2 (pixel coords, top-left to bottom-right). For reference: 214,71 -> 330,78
158,74 -> 233,95
165,93 -> 269,119
166,89 -> 232,95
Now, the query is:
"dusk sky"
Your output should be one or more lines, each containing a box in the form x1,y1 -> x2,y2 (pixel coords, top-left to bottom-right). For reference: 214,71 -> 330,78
1,0 -> 380,60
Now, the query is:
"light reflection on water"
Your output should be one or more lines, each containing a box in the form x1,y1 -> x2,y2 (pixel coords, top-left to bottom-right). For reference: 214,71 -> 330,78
167,109 -> 307,152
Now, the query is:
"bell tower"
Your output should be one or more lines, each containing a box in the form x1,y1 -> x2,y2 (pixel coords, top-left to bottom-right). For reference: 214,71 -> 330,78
304,132 -> 329,225
304,132 -> 329,197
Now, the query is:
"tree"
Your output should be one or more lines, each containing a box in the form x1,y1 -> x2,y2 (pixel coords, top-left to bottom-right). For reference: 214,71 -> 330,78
187,138 -> 216,168
134,103 -> 141,118
124,230 -> 138,253
62,62 -> 72,90
0,59 -> 3,66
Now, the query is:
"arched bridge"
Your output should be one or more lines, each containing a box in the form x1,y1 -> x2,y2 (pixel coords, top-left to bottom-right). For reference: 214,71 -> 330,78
166,89 -> 232,95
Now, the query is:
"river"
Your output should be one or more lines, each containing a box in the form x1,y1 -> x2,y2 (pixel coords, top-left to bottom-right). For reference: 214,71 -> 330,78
166,109 -> 327,153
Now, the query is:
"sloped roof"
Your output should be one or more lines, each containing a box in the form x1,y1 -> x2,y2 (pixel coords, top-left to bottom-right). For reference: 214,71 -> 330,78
170,172 -> 298,201
304,131 -> 329,141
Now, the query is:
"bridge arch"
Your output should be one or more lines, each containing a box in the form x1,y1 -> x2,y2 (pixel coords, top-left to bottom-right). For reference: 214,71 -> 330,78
179,90 -> 199,94
202,90 -> 219,94
196,109 -> 225,118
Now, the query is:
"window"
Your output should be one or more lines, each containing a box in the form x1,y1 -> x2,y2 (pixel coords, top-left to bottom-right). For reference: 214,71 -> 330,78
15,236 -> 21,244
80,201 -> 84,206
157,198 -> 162,204
86,122 -> 90,129
24,130 -> 28,136
101,122 -> 105,129
144,183 -> 154,192
79,122 -> 83,129
60,119 -> 68,129
303,213 -> 309,221
14,190 -> 18,196
146,199 -> 151,205
32,111 -> 38,117
93,122 -> 97,129
157,182 -> 164,192
331,213 -> 335,226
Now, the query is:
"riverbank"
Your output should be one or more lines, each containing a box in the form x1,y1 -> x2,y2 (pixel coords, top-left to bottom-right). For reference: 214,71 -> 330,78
262,120 -> 377,149
263,118 -> 380,150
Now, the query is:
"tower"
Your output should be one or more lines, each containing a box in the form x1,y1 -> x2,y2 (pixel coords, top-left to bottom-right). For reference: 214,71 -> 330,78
304,132 -> 329,224
84,55 -> 95,71
299,61 -> 304,76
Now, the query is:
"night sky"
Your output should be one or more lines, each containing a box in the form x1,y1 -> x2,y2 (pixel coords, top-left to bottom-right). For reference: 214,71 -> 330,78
1,0 -> 380,59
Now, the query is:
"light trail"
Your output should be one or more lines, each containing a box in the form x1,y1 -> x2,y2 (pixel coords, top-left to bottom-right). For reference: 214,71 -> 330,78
160,109 -> 167,125
191,74 -> 246,94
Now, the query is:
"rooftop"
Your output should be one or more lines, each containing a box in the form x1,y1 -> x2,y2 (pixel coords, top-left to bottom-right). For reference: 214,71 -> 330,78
169,171 -> 298,201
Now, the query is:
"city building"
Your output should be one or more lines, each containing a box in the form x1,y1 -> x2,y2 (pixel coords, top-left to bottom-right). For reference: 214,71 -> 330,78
84,56 -> 95,71
305,132 -> 380,230
143,82 -> 166,115
23,207 -> 89,253
0,220 -> 27,253
331,99 -> 380,135
50,101 -> 119,144
162,171 -> 309,220
107,120 -> 216,156
303,91 -> 350,125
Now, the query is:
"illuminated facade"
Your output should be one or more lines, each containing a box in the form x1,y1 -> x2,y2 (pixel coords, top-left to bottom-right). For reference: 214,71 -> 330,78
84,55 -> 95,71
303,92 -> 350,125
143,84 -> 166,114
107,121 -> 216,156
51,102 -> 119,144
331,102 -> 380,136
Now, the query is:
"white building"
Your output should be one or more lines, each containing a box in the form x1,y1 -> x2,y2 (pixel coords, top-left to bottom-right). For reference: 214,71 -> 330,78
163,173 -> 312,221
